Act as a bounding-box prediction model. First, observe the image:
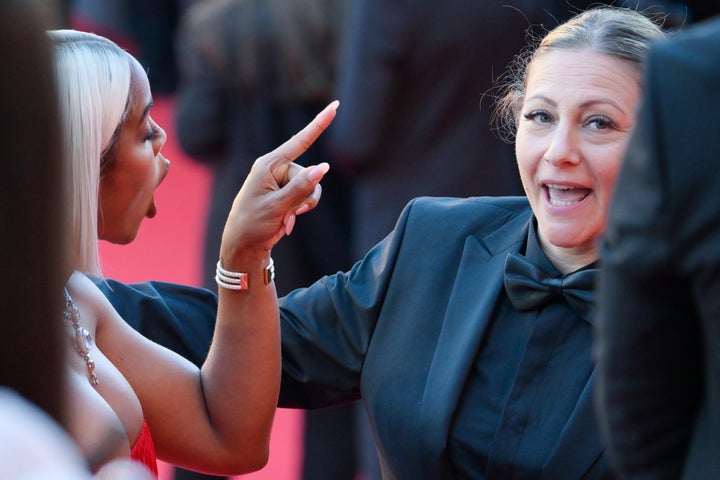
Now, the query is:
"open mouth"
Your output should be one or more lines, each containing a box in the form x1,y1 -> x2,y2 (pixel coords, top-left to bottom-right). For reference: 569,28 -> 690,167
147,197 -> 157,218
545,184 -> 591,206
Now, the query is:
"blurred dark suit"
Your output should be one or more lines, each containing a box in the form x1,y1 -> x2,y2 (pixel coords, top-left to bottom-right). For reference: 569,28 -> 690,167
597,15 -> 720,480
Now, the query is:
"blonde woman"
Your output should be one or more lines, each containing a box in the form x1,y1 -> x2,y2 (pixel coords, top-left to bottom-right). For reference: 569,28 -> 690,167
50,29 -> 336,475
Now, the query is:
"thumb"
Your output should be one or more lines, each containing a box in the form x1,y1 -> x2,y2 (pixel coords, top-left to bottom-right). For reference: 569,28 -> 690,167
276,162 -> 329,215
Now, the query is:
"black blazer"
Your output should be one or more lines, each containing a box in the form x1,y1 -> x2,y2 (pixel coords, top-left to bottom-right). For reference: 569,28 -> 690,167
278,196 -> 610,479
100,196 -> 614,479
597,16 -> 720,480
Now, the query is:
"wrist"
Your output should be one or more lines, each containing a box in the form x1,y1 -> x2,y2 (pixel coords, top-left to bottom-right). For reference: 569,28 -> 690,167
216,255 -> 274,291
219,247 -> 270,268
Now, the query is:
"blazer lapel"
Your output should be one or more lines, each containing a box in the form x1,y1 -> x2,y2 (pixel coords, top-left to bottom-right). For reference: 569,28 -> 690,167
418,214 -> 529,475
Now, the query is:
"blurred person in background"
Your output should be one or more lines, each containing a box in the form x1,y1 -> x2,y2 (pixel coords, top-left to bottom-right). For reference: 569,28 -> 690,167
0,2 -> 147,478
69,0 -> 193,94
596,11 -> 720,480
0,0 -> 65,424
174,1 -> 355,479
0,0 -> 67,459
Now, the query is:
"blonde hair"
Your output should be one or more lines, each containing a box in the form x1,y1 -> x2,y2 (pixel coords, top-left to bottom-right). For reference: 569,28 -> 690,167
48,30 -> 132,275
493,6 -> 667,142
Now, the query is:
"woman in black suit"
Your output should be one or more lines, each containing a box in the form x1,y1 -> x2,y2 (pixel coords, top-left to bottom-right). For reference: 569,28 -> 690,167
273,9 -> 661,478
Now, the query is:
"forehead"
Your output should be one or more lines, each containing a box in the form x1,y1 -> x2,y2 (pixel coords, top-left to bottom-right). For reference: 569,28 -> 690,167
525,49 -> 641,106
127,57 -> 152,118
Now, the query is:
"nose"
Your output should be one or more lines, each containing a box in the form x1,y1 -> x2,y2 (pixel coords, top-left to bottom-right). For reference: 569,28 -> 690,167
156,124 -> 168,150
543,123 -> 581,166
153,122 -> 170,183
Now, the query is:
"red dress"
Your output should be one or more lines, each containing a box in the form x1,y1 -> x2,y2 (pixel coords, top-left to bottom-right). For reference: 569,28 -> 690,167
130,418 -> 158,477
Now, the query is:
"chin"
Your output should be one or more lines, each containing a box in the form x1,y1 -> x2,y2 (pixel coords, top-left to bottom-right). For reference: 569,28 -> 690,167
102,229 -> 140,245
121,231 -> 140,245
542,225 -> 591,250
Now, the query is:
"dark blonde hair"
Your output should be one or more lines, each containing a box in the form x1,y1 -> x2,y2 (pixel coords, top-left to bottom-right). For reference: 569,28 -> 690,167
493,6 -> 667,142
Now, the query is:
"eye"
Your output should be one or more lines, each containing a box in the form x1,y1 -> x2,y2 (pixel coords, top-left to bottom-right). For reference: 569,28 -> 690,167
585,115 -> 615,130
145,119 -> 161,142
523,110 -> 552,124
146,126 -> 160,142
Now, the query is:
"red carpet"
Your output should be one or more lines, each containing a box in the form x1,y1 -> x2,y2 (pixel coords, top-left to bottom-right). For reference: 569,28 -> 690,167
98,96 -> 304,479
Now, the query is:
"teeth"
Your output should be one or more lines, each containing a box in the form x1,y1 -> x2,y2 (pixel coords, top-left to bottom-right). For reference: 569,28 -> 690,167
545,184 -> 589,205
549,198 -> 577,206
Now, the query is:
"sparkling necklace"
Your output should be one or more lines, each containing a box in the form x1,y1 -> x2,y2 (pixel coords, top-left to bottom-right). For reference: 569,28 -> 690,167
63,288 -> 99,386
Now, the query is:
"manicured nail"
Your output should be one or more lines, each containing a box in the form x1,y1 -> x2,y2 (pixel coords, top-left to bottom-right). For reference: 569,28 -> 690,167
285,214 -> 296,236
306,163 -> 329,182
307,166 -> 322,182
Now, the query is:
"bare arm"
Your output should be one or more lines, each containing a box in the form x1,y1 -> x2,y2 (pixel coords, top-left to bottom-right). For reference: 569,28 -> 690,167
99,101 -> 338,474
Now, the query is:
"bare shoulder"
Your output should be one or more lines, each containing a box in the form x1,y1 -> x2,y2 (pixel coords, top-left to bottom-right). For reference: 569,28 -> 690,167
67,271 -> 110,299
66,272 -> 128,336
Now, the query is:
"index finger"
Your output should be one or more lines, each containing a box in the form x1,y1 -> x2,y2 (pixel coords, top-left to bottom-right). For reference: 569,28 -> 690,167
260,100 -> 339,168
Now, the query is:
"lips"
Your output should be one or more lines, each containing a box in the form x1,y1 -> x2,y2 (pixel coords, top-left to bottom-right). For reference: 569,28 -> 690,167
147,197 -> 157,218
147,157 -> 169,219
545,184 -> 591,206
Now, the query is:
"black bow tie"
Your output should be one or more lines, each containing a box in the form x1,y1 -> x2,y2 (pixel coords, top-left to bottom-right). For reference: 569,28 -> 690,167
503,251 -> 597,322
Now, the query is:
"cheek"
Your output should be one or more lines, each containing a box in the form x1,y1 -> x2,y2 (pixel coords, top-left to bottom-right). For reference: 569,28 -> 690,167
515,133 -> 538,192
141,160 -> 163,193
98,176 -> 118,208
123,149 -> 158,193
597,145 -> 626,194
99,178 -> 131,220
99,162 -> 147,213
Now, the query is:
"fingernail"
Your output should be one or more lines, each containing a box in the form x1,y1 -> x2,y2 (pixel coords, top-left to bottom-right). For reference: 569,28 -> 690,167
285,215 -> 296,236
329,100 -> 340,111
296,204 -> 310,215
306,165 -> 323,182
